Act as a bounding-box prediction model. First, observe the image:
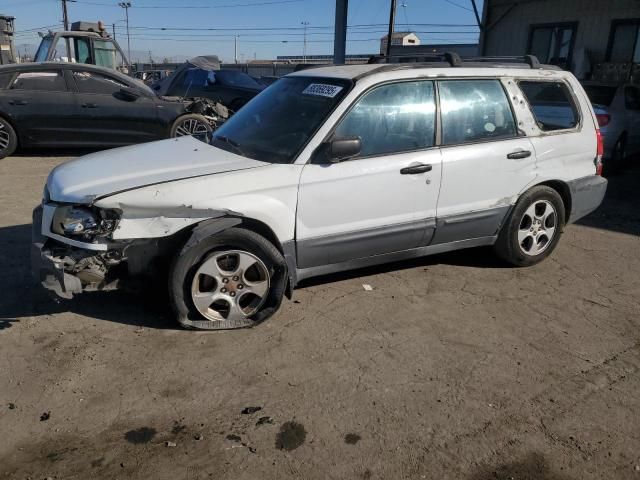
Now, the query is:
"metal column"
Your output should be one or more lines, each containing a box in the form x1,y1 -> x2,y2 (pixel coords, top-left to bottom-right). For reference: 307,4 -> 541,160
333,0 -> 348,65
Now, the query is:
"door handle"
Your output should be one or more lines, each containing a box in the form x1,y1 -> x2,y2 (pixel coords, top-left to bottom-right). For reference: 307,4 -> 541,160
507,150 -> 531,159
8,99 -> 27,106
82,103 -> 98,108
400,163 -> 432,175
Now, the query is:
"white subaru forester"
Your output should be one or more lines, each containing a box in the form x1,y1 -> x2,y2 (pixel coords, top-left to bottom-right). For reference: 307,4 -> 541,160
33,56 -> 607,330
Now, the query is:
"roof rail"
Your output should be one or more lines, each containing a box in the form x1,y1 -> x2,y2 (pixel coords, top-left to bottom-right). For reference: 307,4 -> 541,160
371,52 -> 545,69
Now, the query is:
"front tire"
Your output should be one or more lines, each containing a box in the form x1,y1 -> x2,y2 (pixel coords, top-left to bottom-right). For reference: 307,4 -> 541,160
170,114 -> 213,141
169,227 -> 287,330
0,117 -> 18,159
494,186 -> 565,267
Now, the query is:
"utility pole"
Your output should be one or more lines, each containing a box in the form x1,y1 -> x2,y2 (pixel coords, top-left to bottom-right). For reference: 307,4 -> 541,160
470,0 -> 482,30
386,0 -> 397,60
301,21 -> 309,63
118,2 -> 132,63
112,23 -> 116,39
60,0 -> 76,31
234,35 -> 239,64
333,0 -> 348,65
60,0 -> 75,60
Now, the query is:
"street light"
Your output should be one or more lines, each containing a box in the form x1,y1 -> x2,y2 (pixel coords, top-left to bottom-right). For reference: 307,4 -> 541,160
118,2 -> 132,63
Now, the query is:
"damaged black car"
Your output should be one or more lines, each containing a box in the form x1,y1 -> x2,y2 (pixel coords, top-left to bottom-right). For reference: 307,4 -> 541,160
0,62 -> 229,159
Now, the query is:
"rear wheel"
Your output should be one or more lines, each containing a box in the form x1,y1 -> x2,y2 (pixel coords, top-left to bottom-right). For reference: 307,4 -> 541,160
169,228 -> 287,330
0,117 -> 18,159
494,186 -> 565,267
170,114 -> 212,141
609,135 -> 627,172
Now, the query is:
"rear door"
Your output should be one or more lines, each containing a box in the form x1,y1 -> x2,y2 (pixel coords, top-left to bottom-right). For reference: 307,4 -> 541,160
70,69 -> 164,145
434,78 -> 537,244
3,68 -> 78,146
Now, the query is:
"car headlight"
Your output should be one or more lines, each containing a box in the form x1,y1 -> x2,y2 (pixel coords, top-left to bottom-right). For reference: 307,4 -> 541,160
51,206 -> 118,239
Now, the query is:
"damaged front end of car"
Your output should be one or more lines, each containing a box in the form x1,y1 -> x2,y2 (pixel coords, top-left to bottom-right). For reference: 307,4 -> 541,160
31,199 -> 188,299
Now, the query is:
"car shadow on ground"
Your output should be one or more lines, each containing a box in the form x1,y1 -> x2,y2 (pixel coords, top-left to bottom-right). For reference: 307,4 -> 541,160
576,161 -> 640,237
0,223 -> 177,330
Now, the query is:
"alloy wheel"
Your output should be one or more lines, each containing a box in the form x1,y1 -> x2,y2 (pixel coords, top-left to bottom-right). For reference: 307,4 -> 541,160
174,118 -> 210,137
0,123 -> 9,150
190,250 -> 270,322
517,200 -> 557,256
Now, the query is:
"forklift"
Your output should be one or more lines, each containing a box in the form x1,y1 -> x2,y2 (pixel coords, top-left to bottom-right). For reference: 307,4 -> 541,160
34,21 -> 130,73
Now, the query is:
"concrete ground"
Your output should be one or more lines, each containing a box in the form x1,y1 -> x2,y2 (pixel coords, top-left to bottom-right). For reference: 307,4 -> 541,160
0,154 -> 639,480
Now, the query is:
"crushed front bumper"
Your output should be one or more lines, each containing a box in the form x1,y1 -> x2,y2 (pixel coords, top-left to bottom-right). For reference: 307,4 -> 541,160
31,206 -> 83,299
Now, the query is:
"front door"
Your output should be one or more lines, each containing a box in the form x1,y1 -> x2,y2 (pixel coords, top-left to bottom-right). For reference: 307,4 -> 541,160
296,80 -> 442,269
69,69 -> 164,146
434,79 -> 538,244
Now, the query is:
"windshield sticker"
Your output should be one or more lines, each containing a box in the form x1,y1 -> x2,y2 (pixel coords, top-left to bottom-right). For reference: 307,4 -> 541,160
302,83 -> 343,98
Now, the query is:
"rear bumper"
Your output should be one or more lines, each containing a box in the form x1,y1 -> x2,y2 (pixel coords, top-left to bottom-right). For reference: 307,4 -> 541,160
567,175 -> 608,224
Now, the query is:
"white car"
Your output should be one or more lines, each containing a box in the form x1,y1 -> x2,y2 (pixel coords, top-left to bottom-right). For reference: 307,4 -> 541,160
32,57 -> 608,330
582,82 -> 640,169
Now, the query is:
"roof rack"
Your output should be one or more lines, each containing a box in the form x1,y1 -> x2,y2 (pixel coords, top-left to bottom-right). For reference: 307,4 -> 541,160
368,52 -> 547,70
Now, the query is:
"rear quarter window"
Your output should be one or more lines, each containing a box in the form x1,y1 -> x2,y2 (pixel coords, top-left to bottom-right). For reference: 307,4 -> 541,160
519,80 -> 579,131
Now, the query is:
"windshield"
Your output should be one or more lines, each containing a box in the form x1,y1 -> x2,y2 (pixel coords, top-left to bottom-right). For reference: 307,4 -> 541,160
583,84 -> 618,107
34,36 -> 53,62
211,76 -> 351,164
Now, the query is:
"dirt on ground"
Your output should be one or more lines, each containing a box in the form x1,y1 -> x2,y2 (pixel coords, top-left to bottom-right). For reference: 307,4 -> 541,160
0,154 -> 639,480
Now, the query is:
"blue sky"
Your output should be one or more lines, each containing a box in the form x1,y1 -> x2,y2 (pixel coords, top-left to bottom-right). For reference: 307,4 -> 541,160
8,0 -> 483,63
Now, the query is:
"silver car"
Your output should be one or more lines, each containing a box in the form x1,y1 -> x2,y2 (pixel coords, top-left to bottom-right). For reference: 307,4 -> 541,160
582,82 -> 640,169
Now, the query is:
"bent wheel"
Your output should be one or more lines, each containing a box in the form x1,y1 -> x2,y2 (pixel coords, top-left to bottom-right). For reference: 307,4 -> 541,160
191,250 -> 270,323
169,227 -> 287,330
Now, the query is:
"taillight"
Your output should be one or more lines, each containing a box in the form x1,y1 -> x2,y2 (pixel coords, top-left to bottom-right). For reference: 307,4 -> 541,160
596,113 -> 611,127
595,128 -> 604,176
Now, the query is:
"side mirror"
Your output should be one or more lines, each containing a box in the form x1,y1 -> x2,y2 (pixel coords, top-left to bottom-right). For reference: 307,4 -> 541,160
328,136 -> 361,163
116,87 -> 141,102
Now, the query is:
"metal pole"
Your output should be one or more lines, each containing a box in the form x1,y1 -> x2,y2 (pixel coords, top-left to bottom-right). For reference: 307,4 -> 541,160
112,23 -> 116,39
234,35 -> 238,64
125,6 -> 130,63
301,21 -> 309,63
62,0 -> 70,30
470,0 -> 482,30
118,2 -> 132,64
386,0 -> 397,60
333,0 -> 348,65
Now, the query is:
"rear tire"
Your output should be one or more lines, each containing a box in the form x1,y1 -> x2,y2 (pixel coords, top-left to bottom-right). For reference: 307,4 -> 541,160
169,227 -> 287,330
494,186 -> 565,267
608,135 -> 627,173
0,117 -> 18,159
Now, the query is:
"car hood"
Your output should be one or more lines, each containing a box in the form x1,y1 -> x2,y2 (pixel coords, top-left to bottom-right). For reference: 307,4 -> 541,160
47,136 -> 268,204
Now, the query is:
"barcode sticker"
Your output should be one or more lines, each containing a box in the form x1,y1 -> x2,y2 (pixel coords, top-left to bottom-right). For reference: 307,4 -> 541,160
302,83 -> 343,98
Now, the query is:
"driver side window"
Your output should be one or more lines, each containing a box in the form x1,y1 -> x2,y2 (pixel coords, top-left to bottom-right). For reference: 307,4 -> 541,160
334,80 -> 436,158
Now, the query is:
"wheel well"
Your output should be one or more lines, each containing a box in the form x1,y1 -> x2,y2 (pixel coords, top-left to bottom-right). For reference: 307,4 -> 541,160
235,217 -> 285,254
536,180 -> 572,223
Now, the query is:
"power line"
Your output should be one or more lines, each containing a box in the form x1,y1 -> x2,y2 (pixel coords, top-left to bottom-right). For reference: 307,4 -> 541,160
73,0 -> 303,7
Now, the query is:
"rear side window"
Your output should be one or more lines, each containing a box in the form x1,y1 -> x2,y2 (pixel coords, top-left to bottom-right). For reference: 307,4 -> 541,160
0,72 -> 14,89
439,79 -> 517,145
10,71 -> 67,92
334,80 -> 436,157
73,71 -> 128,95
519,81 -> 578,131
